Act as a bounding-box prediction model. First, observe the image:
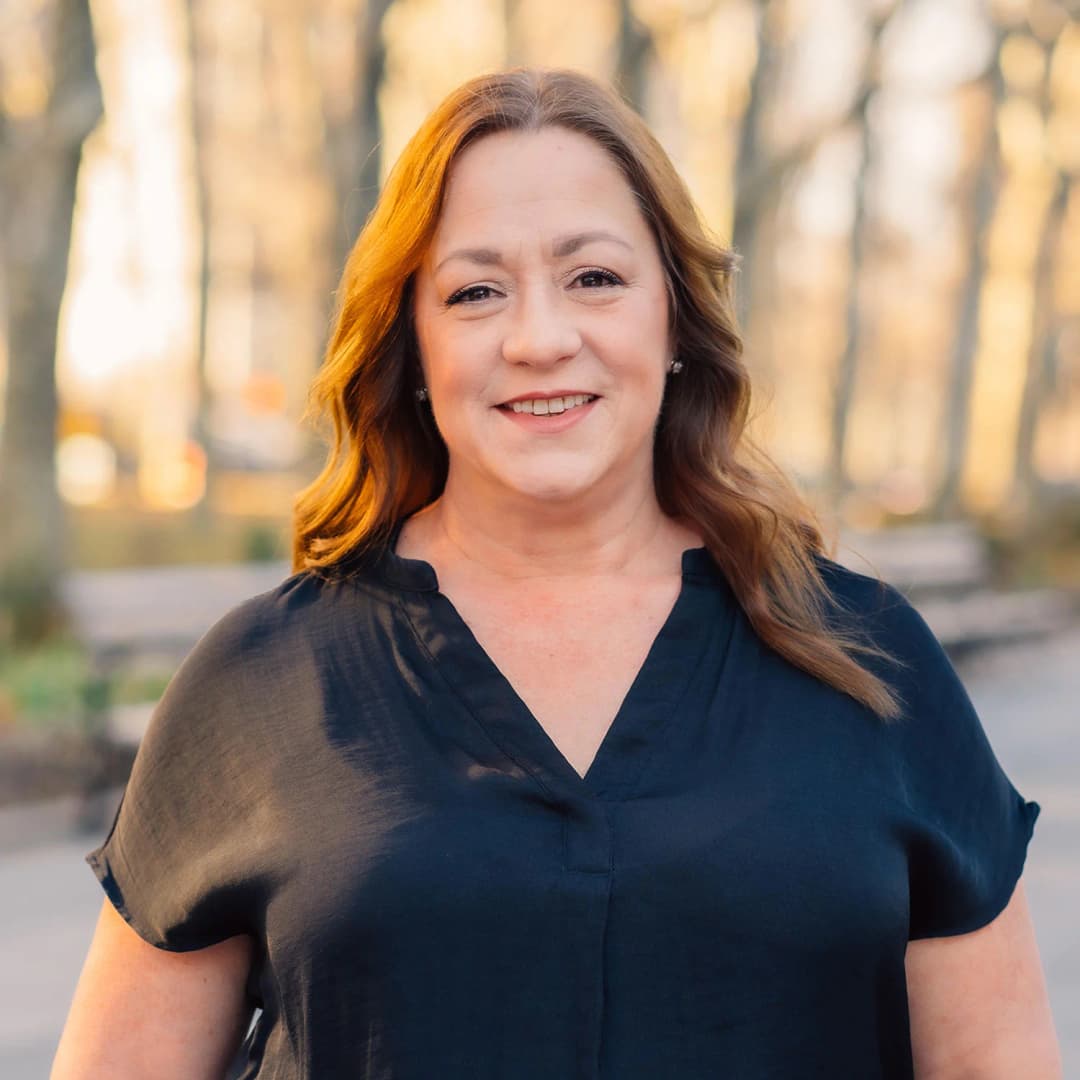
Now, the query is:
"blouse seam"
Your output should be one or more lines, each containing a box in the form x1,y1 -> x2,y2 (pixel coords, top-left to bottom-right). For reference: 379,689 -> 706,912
601,586 -> 737,802
390,592 -> 565,804
871,774 -> 1037,940
336,574 -> 412,605
866,750 -> 1035,829
907,797 -> 1038,940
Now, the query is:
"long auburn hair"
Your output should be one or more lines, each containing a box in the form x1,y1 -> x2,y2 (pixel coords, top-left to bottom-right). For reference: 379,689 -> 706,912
293,67 -> 904,722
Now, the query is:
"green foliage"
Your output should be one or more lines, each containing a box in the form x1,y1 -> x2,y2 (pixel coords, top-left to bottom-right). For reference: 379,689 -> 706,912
0,560 -> 70,650
244,523 -> 286,562
71,505 -> 291,569
975,499 -> 1080,589
0,640 -> 89,733
0,641 -> 174,733
109,669 -> 173,706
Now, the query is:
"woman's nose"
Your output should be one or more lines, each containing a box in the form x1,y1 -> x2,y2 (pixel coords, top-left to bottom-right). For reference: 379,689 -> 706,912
500,287 -> 582,367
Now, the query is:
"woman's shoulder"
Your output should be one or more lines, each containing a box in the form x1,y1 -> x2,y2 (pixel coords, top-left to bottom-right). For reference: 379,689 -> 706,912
199,568 -> 336,637
809,550 -> 986,738
810,550 -> 907,619
179,566 -> 387,674
142,567 -> 393,747
809,550 -> 954,674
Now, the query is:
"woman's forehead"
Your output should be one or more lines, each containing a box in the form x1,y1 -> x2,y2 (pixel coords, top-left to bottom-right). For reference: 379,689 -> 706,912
452,127 -> 625,188
429,128 -> 649,258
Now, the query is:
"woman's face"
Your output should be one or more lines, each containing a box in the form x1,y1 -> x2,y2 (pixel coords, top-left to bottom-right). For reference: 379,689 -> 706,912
412,126 -> 673,509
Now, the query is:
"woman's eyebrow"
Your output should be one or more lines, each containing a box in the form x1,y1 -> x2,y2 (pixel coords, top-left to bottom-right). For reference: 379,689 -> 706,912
552,230 -> 633,257
434,230 -> 632,274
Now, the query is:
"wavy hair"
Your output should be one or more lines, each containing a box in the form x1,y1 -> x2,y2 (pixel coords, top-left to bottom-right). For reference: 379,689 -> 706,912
293,67 -> 904,721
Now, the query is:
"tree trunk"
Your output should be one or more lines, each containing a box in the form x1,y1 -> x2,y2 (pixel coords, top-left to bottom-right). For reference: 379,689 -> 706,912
1011,171 -> 1069,515
614,0 -> 654,114
933,30 -> 1006,519
325,0 -> 394,287
731,1 -> 891,331
826,4 -> 896,511
731,0 -> 780,326
0,0 -> 103,646
183,0 -> 216,524
503,0 -> 525,66
825,103 -> 872,511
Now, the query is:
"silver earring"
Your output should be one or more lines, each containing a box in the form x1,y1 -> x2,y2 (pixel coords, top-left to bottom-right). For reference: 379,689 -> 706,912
669,359 -> 683,374
415,386 -> 429,402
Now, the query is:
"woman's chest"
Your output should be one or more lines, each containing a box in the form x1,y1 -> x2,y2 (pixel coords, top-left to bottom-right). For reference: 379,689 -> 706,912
444,578 -> 684,778
271,733 -> 912,968
267,618 -> 914,979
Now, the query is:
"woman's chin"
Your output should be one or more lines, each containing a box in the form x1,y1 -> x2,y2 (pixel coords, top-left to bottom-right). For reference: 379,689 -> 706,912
492,469 -> 601,506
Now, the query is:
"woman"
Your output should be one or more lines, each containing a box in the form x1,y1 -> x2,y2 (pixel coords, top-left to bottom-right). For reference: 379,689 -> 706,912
53,68 -> 1060,1078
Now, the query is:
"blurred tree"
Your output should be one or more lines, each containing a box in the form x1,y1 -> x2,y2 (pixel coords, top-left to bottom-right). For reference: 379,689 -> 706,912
732,0 -> 782,327
614,0 -> 654,114
1013,169 -> 1069,511
0,0 -> 102,645
732,0 -> 885,326
324,0 -> 395,284
933,23 -> 1008,519
504,0 -> 525,65
1012,24 -> 1071,515
184,0 -> 217,523
826,1 -> 902,510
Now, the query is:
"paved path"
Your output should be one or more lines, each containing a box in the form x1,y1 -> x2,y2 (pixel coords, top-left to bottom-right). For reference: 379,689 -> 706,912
955,626 -> 1080,1055
0,822 -> 118,1075
2,627 -> 1077,1077
62,561 -> 290,648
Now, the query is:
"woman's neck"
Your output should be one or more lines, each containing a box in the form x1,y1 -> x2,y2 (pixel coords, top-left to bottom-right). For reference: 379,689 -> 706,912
401,478 -> 698,585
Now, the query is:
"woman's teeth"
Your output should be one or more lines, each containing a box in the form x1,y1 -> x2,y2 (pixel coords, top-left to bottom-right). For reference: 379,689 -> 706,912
507,394 -> 596,415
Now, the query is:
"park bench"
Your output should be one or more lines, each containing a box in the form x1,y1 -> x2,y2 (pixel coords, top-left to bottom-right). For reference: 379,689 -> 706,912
59,561 -> 290,828
836,522 -> 1076,659
65,522 -> 1079,736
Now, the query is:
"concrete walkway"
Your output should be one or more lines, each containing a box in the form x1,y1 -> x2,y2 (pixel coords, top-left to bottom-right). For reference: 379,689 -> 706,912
2,627 -> 1078,1077
955,625 -> 1080,1053
0,829 -> 119,1074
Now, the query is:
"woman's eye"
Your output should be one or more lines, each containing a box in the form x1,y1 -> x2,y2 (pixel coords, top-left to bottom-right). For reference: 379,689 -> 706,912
444,270 -> 622,306
445,285 -> 496,306
575,268 -> 623,289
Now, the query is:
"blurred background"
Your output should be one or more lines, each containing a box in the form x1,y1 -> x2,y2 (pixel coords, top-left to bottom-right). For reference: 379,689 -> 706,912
1,0 -> 1078,1074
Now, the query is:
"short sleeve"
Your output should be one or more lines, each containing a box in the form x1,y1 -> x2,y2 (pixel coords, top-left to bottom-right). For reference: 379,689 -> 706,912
85,597 -> 273,952
872,586 -> 1041,941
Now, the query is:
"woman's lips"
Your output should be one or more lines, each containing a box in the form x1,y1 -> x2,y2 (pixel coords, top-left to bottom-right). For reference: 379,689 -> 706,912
498,388 -> 600,406
495,396 -> 598,433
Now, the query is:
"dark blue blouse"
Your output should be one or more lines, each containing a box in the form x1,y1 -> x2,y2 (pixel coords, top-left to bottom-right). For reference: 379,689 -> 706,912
86,528 -> 1039,1078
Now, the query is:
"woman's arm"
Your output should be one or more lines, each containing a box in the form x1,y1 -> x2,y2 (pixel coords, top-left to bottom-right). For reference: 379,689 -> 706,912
905,878 -> 1061,1078
50,897 -> 254,1079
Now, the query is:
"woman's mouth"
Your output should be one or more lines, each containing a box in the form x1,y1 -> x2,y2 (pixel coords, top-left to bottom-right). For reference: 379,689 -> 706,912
494,392 -> 599,432
496,393 -> 598,415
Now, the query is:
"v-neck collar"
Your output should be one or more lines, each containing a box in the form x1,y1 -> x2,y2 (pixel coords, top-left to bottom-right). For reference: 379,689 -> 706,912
372,519 -> 732,802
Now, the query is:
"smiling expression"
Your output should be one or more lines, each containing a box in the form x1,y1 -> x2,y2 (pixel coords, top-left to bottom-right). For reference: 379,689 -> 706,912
412,126 -> 673,508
